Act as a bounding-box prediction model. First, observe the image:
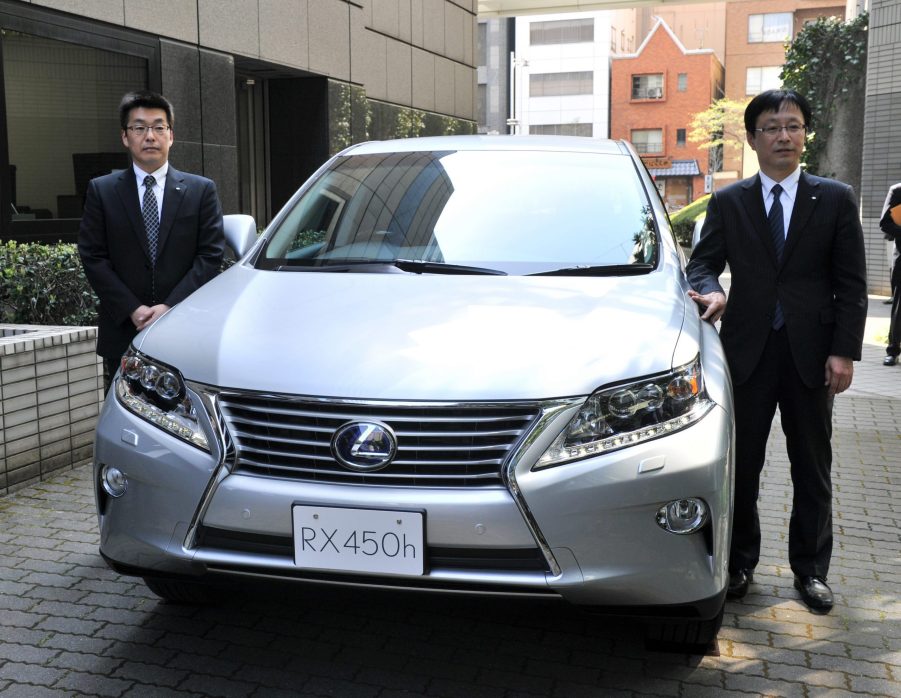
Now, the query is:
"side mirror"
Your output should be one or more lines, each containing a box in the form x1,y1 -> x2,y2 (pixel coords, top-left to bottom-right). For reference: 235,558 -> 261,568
223,214 -> 258,258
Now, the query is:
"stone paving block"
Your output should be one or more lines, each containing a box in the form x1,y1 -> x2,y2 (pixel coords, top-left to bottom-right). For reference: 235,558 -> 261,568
177,674 -> 258,697
231,665 -> 311,691
53,672 -> 134,697
112,660 -> 189,688
723,673 -> 807,697
47,650 -> 123,674
122,686 -> 205,697
809,652 -> 893,679
356,666 -> 432,693
851,675 -> 901,695
0,685 -> 73,697
41,632 -> 115,655
35,615 -> 105,636
167,652 -> 238,679
0,662 -> 66,687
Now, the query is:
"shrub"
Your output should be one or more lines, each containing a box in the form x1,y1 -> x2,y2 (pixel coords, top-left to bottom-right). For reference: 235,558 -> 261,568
0,241 -> 99,326
669,195 -> 711,247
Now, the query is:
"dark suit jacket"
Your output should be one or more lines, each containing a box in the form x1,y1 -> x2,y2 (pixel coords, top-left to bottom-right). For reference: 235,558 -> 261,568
687,171 -> 867,388
78,165 -> 225,359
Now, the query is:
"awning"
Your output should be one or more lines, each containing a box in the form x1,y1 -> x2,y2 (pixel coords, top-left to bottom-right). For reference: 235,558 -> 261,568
648,160 -> 701,178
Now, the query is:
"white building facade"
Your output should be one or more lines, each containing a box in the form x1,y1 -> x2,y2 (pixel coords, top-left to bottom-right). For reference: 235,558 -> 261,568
512,11 -> 638,138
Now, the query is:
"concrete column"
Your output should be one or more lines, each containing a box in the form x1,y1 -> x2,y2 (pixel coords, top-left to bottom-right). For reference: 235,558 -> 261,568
861,0 -> 901,296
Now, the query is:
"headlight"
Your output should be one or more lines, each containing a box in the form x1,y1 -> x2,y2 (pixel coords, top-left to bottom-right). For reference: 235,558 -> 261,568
534,356 -> 713,469
115,347 -> 209,450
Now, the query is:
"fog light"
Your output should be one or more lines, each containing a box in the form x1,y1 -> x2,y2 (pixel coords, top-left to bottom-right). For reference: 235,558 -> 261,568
656,498 -> 708,534
101,465 -> 128,498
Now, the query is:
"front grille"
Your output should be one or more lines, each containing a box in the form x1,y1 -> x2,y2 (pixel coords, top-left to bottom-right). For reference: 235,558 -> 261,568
216,393 -> 540,487
195,525 -> 550,573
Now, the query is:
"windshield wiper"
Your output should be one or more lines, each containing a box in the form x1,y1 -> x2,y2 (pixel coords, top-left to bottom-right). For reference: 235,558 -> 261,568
276,259 -> 507,275
529,263 -> 654,277
392,259 -> 507,275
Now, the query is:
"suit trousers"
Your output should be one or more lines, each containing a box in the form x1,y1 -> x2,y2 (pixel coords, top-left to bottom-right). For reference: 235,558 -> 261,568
729,327 -> 834,579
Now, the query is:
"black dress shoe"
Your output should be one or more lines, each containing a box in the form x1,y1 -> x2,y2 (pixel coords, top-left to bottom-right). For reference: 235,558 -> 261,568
727,569 -> 752,599
794,576 -> 833,613
885,355 -> 898,366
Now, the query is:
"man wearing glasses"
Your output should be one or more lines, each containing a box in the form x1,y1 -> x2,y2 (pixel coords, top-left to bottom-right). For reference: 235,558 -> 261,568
78,90 -> 225,392
687,89 -> 867,613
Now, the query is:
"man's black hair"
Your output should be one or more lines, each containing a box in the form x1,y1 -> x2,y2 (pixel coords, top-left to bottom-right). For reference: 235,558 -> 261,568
119,90 -> 174,130
744,89 -> 812,133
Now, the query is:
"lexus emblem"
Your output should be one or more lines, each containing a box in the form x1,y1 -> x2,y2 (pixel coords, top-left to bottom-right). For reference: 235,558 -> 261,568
331,421 -> 397,472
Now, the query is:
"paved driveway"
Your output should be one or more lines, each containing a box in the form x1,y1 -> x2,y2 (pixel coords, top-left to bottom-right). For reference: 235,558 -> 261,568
1,324 -> 899,697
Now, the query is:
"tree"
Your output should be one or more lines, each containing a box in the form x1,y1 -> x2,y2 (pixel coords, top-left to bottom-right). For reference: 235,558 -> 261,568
688,98 -> 750,186
781,13 -> 868,189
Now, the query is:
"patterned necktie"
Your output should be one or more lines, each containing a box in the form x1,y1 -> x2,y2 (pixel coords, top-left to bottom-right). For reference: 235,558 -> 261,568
769,183 -> 785,330
142,174 -> 160,264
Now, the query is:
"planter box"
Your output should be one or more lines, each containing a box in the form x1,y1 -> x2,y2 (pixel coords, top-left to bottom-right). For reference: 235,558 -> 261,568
0,324 -> 103,495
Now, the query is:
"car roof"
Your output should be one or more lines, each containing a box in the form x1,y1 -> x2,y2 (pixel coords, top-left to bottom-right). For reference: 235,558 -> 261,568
342,135 -> 630,156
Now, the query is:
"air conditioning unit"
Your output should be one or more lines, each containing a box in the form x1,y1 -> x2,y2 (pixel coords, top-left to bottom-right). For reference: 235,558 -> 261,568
647,87 -> 663,99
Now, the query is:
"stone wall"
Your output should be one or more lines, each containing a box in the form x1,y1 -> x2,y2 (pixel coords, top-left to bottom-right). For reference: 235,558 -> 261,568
0,325 -> 103,496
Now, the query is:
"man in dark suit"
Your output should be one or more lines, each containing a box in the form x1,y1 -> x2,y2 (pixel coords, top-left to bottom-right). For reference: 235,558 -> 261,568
79,90 -> 225,391
879,183 -> 901,365
687,89 -> 868,613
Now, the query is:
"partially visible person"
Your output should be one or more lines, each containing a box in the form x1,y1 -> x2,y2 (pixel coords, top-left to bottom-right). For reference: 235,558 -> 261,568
78,90 -> 225,392
879,182 -> 901,365
687,89 -> 868,614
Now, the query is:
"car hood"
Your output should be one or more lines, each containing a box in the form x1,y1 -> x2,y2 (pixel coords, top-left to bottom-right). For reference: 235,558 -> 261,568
137,265 -> 690,401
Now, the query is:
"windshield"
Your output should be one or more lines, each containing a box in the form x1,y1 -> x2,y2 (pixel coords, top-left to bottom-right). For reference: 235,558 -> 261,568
256,149 -> 658,275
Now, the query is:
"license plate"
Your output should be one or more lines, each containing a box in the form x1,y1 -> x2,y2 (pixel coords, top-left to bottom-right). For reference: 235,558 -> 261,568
292,505 -> 424,575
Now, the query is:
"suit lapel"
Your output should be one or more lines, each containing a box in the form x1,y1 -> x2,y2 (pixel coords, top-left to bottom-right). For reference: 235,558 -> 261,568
738,174 -> 778,267
113,169 -> 152,261
158,166 -> 187,257
782,172 -> 820,265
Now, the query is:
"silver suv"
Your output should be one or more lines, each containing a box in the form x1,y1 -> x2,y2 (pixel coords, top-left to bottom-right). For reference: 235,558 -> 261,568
93,136 -> 733,647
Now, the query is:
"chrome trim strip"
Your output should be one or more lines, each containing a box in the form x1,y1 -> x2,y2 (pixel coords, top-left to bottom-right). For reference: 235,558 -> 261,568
502,398 -> 584,578
184,388 -> 233,550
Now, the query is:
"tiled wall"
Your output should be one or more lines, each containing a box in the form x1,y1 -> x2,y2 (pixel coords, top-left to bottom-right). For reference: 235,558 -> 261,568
861,0 -> 901,297
0,325 -> 103,496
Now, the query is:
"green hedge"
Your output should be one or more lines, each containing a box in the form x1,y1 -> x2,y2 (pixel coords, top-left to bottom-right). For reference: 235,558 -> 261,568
669,195 -> 710,247
0,241 -> 99,326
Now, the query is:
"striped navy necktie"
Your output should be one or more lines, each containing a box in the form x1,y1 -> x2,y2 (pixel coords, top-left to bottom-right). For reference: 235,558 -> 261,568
142,174 -> 159,264
769,183 -> 785,330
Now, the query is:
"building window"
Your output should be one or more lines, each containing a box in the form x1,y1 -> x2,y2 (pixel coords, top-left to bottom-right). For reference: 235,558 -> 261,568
746,66 -> 782,95
530,18 -> 594,46
531,71 -> 593,97
631,129 -> 663,154
676,129 -> 686,147
477,84 -> 487,133
478,22 -> 488,67
2,30 -> 147,229
631,74 -> 664,100
748,13 -> 793,43
677,73 -> 687,92
610,27 -> 617,53
530,123 -> 593,137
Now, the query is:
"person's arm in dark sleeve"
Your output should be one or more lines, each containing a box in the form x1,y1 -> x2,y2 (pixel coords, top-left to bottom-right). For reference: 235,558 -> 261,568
164,178 -> 226,307
829,184 -> 868,362
685,193 -> 728,322
77,179 -> 143,324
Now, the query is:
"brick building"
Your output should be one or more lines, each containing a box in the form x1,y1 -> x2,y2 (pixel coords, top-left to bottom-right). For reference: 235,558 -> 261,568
610,18 -> 724,210
720,0 -> 845,185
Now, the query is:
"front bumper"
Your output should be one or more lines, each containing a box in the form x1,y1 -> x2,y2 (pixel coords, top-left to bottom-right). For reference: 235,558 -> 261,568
94,388 -> 732,618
